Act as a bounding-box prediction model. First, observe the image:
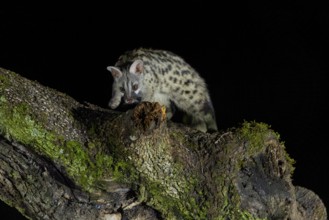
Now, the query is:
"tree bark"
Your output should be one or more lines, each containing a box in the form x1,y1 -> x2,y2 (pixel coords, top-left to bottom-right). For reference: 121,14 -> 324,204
0,67 -> 327,219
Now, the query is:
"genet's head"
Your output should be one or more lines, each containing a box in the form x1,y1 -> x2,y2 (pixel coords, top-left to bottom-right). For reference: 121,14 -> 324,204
107,60 -> 144,105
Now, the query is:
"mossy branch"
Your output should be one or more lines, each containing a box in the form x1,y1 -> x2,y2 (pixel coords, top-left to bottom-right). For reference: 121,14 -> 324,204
0,67 -> 327,219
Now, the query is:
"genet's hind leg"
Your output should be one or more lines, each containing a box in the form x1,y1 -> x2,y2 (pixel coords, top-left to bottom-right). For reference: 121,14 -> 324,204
202,101 -> 218,132
182,114 -> 207,133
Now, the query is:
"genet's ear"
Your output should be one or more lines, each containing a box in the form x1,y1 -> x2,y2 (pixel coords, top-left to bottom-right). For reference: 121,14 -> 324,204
129,60 -> 144,75
107,66 -> 123,79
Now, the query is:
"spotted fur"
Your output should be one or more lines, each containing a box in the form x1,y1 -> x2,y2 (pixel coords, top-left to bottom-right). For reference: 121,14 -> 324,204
107,48 -> 217,132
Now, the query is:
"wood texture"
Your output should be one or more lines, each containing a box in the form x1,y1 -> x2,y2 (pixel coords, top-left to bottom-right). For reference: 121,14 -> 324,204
0,67 -> 327,219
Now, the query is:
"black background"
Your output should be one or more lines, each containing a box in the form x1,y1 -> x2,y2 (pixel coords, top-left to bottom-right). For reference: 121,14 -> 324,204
1,2 -> 328,219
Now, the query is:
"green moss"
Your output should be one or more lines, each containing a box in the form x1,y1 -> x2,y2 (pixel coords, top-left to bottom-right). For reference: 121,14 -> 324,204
238,211 -> 267,220
216,210 -> 267,220
162,187 -> 206,218
113,131 -> 209,219
94,153 -> 113,177
285,152 -> 295,174
138,156 -> 209,218
217,191 -> 267,219
237,121 -> 274,154
144,181 -> 182,219
0,95 -> 7,103
0,69 -> 10,87
142,180 -> 206,219
111,160 -> 137,184
0,98 -> 115,191
237,121 -> 295,174
0,71 -> 296,219
0,70 -> 117,191
212,121 -> 296,219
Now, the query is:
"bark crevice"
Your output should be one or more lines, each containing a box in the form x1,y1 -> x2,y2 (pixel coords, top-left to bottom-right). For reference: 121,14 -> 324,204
0,67 -> 327,219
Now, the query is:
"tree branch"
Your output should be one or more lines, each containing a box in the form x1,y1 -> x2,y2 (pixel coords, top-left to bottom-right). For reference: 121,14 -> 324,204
0,67 -> 327,219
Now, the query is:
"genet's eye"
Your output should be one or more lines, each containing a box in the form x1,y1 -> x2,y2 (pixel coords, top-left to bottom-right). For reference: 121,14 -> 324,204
120,87 -> 125,92
132,84 -> 138,91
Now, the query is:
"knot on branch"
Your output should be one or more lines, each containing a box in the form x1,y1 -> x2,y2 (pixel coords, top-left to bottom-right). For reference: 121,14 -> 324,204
131,102 -> 166,132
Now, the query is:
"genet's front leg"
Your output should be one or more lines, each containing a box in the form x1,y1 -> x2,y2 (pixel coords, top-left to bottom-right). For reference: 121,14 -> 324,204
108,91 -> 123,109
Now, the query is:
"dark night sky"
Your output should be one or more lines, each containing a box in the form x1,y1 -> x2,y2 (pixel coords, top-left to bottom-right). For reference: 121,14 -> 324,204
1,2 -> 328,219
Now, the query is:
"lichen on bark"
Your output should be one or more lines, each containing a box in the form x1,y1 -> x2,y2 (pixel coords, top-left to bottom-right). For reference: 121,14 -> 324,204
0,67 -> 327,219
0,68 -> 114,191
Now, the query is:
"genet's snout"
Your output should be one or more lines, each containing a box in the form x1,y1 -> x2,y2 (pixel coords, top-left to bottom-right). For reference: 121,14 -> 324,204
125,98 -> 134,104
